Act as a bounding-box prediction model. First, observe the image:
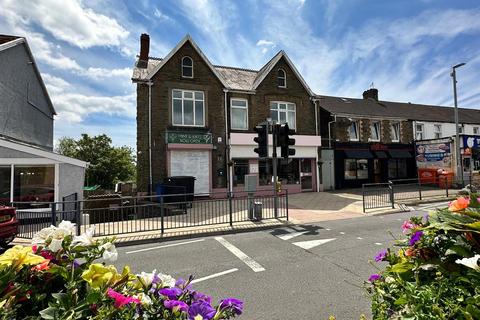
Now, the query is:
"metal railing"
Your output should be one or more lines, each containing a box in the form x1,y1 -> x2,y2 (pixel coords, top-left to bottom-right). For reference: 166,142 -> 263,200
362,183 -> 394,212
11,191 -> 288,239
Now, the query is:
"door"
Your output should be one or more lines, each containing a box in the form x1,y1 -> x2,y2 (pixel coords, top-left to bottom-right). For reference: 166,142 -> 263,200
374,159 -> 382,183
300,159 -> 313,191
170,150 -> 210,195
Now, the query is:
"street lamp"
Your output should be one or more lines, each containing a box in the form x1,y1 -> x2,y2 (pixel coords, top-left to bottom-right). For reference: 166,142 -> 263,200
451,62 -> 466,186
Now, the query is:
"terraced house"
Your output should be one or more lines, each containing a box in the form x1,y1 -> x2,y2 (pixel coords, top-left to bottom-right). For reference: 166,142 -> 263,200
132,34 -> 322,195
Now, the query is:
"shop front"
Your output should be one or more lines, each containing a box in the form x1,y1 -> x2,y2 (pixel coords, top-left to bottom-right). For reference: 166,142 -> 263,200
334,143 -> 416,189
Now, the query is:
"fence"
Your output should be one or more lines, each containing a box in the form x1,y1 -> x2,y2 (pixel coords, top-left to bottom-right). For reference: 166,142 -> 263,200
362,176 -> 455,212
12,191 -> 288,239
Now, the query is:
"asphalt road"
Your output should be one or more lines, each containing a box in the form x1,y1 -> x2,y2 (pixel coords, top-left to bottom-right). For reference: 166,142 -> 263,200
114,207 -> 447,320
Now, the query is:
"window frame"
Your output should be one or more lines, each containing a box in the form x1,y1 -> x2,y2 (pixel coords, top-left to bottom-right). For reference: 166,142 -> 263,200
474,126 -> 479,135
230,98 -> 248,130
415,123 -> 424,140
171,89 -> 205,127
277,69 -> 286,88
433,123 -> 442,139
369,121 -> 381,142
270,101 -> 296,130
181,56 -> 193,78
348,120 -> 360,141
391,121 -> 400,142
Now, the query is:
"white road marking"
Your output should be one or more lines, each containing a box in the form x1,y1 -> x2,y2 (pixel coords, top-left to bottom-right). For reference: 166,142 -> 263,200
126,239 -> 205,254
215,237 -> 265,272
191,268 -> 238,284
326,228 -> 331,231
374,242 -> 383,246
277,231 -> 309,241
339,232 -> 346,235
357,237 -> 363,240
292,238 -> 336,250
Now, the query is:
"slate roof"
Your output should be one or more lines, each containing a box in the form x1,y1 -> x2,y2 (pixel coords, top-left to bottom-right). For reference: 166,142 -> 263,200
213,65 -> 257,91
317,95 -> 480,124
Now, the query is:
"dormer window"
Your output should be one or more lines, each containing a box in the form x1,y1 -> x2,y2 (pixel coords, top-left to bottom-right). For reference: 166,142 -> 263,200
182,56 -> 193,78
277,69 -> 286,88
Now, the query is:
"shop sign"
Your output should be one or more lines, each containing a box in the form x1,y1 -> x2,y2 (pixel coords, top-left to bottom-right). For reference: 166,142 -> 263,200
370,143 -> 388,151
415,140 -> 451,169
463,136 -> 480,149
166,132 -> 212,144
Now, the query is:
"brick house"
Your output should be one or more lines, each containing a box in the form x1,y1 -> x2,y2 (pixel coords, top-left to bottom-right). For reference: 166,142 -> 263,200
132,34 -> 321,195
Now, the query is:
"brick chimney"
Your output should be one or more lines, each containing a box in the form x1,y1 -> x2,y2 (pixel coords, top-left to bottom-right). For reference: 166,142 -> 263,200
362,88 -> 378,101
137,33 -> 150,68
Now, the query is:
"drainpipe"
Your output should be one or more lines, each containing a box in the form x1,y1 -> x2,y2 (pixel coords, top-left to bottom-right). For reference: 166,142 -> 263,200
328,114 -> 337,149
223,89 -> 232,193
148,81 -> 153,194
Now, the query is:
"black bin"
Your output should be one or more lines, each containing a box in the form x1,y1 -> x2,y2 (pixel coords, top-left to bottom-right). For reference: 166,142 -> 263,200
163,176 -> 196,204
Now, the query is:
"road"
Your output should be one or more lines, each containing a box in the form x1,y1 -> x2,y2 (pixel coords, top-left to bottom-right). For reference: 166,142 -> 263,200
114,203 -> 447,320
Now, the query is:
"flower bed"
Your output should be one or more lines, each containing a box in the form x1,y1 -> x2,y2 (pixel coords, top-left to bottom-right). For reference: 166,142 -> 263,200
0,221 -> 243,319
367,196 -> 480,319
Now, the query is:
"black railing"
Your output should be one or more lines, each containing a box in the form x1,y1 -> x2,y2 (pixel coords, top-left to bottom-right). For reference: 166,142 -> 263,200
11,191 -> 288,239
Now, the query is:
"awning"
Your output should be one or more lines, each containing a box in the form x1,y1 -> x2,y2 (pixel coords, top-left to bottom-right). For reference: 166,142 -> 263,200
374,151 -> 388,159
344,150 -> 373,159
389,150 -> 412,158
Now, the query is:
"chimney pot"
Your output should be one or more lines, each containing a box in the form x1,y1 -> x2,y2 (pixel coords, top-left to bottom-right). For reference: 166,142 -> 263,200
138,33 -> 150,68
362,88 -> 379,101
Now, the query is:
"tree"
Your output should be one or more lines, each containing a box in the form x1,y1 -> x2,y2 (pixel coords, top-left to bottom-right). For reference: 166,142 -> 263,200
56,134 -> 136,189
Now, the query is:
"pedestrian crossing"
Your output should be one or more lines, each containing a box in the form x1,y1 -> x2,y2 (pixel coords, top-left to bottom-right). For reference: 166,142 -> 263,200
273,226 -> 337,250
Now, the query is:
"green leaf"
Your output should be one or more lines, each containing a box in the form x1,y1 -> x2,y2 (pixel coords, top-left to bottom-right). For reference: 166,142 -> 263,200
39,307 -> 57,320
394,296 -> 408,305
466,304 -> 480,319
86,291 -> 102,304
391,262 -> 414,274
445,245 -> 472,257
465,221 -> 480,231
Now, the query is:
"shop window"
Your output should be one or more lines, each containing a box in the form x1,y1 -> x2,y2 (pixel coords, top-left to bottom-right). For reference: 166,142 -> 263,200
348,121 -> 359,141
415,123 -> 424,140
270,102 -> 296,130
172,89 -> 205,127
181,56 -> 193,78
259,159 -> 271,186
0,167 -> 11,205
391,122 -> 400,142
370,122 -> 381,141
258,159 -> 300,185
13,166 -> 54,207
233,159 -> 249,186
388,159 -> 407,179
344,159 -> 368,180
434,124 -> 442,139
231,99 -> 248,130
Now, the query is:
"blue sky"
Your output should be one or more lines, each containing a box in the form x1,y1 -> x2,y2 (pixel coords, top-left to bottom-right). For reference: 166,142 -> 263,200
1,0 -> 479,149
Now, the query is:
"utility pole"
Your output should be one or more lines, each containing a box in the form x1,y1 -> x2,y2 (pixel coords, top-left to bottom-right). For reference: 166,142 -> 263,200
272,123 -> 278,218
451,62 -> 466,187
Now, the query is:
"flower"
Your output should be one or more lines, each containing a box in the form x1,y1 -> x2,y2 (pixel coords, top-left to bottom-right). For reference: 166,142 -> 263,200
368,274 -> 381,282
405,248 -> 417,257
31,260 -> 50,272
107,288 -> 140,309
158,272 -> 176,288
409,231 -> 423,246
219,298 -> 243,315
449,197 -> 470,211
99,242 -> 118,262
164,299 -> 189,312
455,255 -> 480,271
0,246 -> 46,269
72,227 -> 95,247
31,226 -> 56,246
193,291 -> 212,304
374,249 -> 388,262
188,301 -> 217,320
81,263 -> 118,289
159,287 -> 183,299
401,221 -> 416,233
58,220 -> 76,235
134,292 -> 153,306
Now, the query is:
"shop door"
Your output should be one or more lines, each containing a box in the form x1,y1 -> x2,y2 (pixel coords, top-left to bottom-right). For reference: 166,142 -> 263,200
300,159 -> 313,191
374,159 -> 383,183
170,150 -> 210,195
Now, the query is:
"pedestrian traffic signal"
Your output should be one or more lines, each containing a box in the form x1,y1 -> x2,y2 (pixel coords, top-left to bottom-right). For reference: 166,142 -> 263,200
253,124 -> 268,158
278,123 -> 295,159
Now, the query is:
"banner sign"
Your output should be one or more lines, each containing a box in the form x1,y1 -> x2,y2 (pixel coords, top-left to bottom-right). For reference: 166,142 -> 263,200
463,136 -> 480,149
415,139 -> 452,169
166,132 -> 212,144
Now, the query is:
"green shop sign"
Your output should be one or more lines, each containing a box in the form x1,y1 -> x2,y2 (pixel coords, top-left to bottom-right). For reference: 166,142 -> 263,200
166,132 -> 212,144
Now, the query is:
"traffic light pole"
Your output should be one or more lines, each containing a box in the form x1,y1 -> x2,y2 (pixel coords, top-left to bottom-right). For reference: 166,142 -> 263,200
272,123 -> 278,218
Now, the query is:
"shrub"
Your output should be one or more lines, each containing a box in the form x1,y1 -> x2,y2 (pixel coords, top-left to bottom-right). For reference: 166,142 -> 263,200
0,221 -> 242,319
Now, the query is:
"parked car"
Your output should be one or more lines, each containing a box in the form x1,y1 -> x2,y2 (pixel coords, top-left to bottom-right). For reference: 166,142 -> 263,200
0,186 -> 54,205
0,206 -> 18,247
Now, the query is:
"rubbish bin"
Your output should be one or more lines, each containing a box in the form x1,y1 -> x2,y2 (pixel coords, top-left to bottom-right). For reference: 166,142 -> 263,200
254,201 -> 263,220
438,172 -> 454,188
418,168 -> 437,185
163,176 -> 196,204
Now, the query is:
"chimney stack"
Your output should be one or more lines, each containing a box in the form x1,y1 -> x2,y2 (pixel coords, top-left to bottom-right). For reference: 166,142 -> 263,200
137,33 -> 150,68
362,88 -> 378,101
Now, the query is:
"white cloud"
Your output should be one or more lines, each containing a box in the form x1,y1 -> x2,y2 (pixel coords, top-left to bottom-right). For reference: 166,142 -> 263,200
0,0 -> 129,49
256,39 -> 275,47
154,8 -> 173,22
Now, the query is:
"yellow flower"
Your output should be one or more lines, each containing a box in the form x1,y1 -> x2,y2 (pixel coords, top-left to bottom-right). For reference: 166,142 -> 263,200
81,263 -> 119,289
0,246 -> 46,269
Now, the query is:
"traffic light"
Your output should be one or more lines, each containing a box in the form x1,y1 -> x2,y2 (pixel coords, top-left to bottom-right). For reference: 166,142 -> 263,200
253,124 -> 268,158
278,123 -> 296,158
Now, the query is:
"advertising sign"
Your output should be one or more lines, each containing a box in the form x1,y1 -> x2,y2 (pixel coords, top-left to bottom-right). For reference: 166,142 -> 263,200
415,139 -> 452,169
166,132 -> 212,144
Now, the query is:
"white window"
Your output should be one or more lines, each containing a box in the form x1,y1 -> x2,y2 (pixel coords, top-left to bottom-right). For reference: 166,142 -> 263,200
370,121 -> 381,141
391,122 -> 400,142
434,124 -> 442,139
348,120 -> 359,141
459,125 -> 464,133
172,89 -> 204,126
474,127 -> 479,135
277,69 -> 286,88
270,102 -> 296,129
231,98 -> 248,130
415,123 -> 424,140
181,56 -> 193,78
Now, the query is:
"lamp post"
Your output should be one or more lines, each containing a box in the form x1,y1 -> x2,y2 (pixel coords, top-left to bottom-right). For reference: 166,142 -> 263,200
451,62 -> 466,186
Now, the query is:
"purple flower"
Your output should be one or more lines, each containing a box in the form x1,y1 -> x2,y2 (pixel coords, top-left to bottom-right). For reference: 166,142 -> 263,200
368,274 -> 381,282
175,277 -> 193,291
159,287 -> 182,299
72,259 -> 81,269
164,300 -> 189,312
188,301 -> 216,320
409,231 -> 424,246
374,249 -> 388,262
193,291 -> 212,304
219,298 -> 243,315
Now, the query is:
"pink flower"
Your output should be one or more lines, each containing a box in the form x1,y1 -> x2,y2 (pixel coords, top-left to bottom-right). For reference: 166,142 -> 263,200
40,250 -> 56,260
401,221 -> 416,233
32,245 -> 38,253
107,288 -> 141,309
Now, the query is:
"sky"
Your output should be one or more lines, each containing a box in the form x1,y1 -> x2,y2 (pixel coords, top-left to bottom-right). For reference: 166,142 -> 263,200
1,0 -> 479,149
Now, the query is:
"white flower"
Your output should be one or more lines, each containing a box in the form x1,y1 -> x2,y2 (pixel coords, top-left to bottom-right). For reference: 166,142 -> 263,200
100,242 -> 118,262
72,227 -> 96,247
137,269 -> 157,287
385,276 -> 395,284
455,255 -> 480,271
134,293 -> 152,306
32,226 -> 56,246
58,220 -> 76,235
46,228 -> 72,252
48,238 -> 64,252
158,273 -> 176,288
